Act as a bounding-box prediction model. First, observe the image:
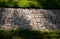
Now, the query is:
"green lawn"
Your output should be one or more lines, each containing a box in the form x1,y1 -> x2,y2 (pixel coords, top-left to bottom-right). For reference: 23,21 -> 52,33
0,0 -> 60,8
0,28 -> 60,39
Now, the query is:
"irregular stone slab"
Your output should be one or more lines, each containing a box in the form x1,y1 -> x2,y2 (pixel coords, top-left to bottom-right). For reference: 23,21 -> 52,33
0,8 -> 60,31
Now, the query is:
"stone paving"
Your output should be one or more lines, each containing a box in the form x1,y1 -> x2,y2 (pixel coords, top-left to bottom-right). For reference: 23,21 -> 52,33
0,8 -> 60,31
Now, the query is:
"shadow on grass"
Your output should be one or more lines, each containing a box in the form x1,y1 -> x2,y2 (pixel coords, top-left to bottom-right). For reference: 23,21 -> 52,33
0,29 -> 60,39
0,0 -> 60,9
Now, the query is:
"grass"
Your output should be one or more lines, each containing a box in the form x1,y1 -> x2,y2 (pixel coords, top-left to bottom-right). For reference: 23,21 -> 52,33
0,28 -> 60,39
0,0 -> 60,8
